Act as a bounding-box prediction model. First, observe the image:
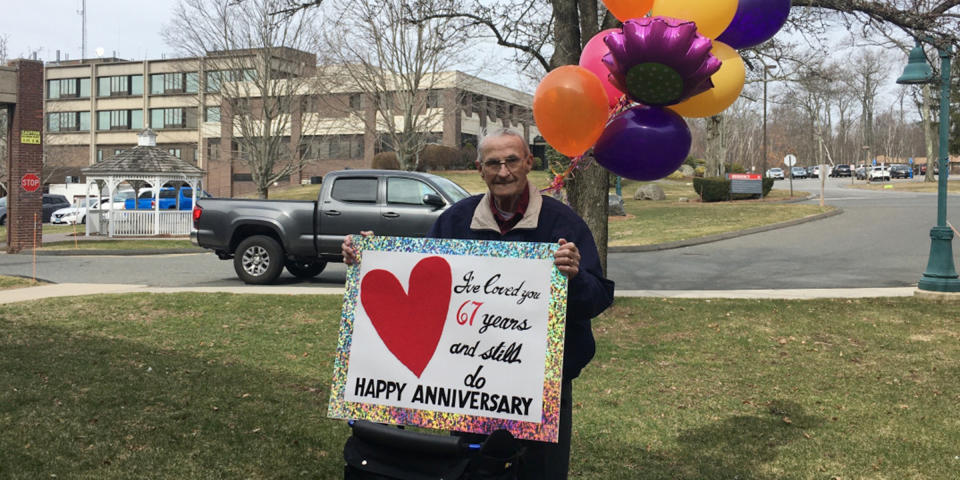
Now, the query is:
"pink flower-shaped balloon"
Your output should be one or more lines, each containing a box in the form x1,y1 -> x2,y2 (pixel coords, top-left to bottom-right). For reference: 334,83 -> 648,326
602,16 -> 722,107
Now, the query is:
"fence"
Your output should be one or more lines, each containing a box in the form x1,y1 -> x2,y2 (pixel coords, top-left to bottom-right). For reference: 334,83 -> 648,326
87,210 -> 192,236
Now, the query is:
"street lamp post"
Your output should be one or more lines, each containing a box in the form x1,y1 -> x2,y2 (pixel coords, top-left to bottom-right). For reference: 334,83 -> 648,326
897,39 -> 960,293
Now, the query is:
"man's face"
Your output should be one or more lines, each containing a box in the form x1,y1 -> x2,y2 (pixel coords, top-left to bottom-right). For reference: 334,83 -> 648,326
478,135 -> 534,206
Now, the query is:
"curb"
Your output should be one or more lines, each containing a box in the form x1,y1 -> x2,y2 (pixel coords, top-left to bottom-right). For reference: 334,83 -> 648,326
609,207 -> 842,253
5,247 -> 205,256
27,248 -> 207,256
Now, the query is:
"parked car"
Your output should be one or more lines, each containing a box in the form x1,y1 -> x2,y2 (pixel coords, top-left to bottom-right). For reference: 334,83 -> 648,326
790,166 -> 807,179
51,197 -> 103,225
50,195 -> 127,225
831,164 -> 852,177
192,170 -> 470,284
889,164 -> 912,179
125,187 -> 209,210
868,166 -> 891,182
765,167 -> 784,180
855,166 -> 867,180
809,165 -> 822,178
0,194 -> 70,225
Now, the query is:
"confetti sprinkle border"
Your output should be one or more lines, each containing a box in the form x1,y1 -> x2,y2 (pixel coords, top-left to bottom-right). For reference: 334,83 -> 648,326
327,236 -> 568,443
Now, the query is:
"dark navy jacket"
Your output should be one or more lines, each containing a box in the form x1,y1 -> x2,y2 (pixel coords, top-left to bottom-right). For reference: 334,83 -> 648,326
428,186 -> 615,380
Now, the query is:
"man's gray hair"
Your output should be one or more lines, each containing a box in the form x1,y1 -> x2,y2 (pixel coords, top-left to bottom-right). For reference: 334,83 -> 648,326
476,127 -> 531,164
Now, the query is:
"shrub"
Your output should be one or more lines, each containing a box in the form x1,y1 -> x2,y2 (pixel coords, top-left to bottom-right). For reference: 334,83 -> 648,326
371,152 -> 400,170
667,170 -> 685,180
419,144 -> 461,170
692,176 -> 729,202
694,165 -> 706,177
693,176 -> 775,202
459,144 -> 478,170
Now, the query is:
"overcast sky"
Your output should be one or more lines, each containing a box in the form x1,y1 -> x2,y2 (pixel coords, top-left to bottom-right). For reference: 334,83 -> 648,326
1,0 -> 181,62
1,0 -> 530,92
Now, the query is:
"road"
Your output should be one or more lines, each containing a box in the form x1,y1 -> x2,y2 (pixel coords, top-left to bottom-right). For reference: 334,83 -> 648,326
1,177 -> 956,291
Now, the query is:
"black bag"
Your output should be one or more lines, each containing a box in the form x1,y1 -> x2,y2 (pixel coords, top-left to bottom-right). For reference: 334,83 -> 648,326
343,421 -> 523,480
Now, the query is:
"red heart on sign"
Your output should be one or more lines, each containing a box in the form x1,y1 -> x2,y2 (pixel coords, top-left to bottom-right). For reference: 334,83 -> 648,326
360,256 -> 452,377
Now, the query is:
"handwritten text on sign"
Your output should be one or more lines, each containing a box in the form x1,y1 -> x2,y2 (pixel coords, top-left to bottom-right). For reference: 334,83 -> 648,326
327,236 -> 567,442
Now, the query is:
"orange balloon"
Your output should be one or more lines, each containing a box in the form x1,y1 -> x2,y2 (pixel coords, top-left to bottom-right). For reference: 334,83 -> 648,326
603,0 -> 655,22
668,41 -> 745,118
533,66 -> 610,158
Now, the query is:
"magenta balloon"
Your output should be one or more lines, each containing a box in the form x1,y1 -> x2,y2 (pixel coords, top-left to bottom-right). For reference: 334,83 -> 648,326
578,28 -> 623,108
716,0 -> 792,50
593,106 -> 691,181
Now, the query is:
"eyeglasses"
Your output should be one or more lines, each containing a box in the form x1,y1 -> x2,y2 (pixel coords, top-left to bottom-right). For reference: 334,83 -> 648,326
482,156 -> 524,172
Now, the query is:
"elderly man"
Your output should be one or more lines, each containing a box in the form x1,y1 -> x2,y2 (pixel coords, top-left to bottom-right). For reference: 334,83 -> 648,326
343,127 -> 614,479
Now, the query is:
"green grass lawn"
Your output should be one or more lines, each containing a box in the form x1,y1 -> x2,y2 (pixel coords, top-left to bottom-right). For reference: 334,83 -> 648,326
0,275 -> 42,290
1,294 -> 956,478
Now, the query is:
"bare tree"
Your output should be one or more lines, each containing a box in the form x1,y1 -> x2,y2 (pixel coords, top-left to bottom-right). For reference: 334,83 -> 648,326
164,0 -> 323,199
317,0 -> 470,171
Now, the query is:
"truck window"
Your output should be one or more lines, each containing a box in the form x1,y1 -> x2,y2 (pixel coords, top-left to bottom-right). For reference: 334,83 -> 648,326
387,177 -> 436,205
331,178 -> 378,203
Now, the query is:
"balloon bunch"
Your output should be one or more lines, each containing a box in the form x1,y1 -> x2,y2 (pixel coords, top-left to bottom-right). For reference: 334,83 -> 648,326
533,0 -> 791,185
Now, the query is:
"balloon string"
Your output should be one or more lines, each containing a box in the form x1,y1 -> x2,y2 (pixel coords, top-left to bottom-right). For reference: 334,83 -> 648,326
540,97 -> 629,194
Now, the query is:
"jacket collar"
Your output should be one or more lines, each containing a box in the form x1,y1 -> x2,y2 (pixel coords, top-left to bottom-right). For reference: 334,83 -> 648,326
470,180 -> 542,233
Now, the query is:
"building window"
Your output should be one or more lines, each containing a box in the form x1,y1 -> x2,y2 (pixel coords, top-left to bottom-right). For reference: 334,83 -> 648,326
301,134 -> 364,160
232,173 -> 253,182
168,148 -> 182,158
426,90 -> 439,109
349,93 -> 362,109
47,111 -> 91,132
47,78 -> 91,99
150,107 -> 197,129
97,109 -> 143,131
205,69 -> 257,93
96,75 -> 143,97
149,72 -> 199,95
204,106 -> 221,122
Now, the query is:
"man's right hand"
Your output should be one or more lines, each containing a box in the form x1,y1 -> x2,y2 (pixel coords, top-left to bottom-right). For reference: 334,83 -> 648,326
341,231 -> 373,265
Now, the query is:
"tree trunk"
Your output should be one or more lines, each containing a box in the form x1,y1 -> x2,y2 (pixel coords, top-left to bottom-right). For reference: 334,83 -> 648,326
705,115 -> 723,176
565,159 -> 609,274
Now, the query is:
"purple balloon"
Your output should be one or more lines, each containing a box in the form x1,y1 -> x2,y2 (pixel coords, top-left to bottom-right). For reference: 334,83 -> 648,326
717,0 -> 792,50
593,106 -> 691,181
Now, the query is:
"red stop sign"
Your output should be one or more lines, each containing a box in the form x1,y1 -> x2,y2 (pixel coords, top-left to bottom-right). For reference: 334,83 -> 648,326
21,173 -> 41,192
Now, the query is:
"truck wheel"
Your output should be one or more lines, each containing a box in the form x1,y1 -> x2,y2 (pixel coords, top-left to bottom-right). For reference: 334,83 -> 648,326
285,258 -> 327,279
234,235 -> 284,285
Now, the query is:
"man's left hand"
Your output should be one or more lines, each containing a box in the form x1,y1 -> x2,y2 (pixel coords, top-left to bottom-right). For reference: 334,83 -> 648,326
555,238 -> 580,278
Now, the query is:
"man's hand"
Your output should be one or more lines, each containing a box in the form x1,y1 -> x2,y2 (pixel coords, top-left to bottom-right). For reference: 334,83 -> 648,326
341,231 -> 373,265
554,238 -> 580,278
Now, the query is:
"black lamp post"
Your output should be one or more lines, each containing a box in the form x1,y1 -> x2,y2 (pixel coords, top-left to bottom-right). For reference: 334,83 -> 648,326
897,39 -> 960,293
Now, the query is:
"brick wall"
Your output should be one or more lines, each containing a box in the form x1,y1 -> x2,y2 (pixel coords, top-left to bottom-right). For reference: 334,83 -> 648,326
6,60 -> 44,253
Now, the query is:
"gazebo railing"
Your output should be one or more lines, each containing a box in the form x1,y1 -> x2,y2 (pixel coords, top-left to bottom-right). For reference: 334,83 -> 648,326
87,210 -> 193,236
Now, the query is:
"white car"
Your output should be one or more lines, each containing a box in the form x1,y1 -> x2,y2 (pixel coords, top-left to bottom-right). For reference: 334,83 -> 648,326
765,168 -> 784,179
868,166 -> 891,182
50,197 -> 126,225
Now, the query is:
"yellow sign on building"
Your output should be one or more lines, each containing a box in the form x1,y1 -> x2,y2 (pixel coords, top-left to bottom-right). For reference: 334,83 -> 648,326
20,130 -> 41,144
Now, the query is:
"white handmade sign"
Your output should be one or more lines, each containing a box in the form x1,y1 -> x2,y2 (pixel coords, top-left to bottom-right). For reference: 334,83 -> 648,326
328,236 -> 567,442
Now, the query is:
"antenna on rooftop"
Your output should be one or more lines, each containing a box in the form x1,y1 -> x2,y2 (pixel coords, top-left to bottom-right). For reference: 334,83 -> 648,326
77,0 -> 86,60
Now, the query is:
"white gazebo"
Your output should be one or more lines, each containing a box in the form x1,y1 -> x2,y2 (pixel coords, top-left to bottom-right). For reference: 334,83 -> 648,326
81,129 -> 205,237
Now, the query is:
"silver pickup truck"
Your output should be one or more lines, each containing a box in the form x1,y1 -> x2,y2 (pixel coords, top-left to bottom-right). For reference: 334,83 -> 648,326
191,169 -> 471,284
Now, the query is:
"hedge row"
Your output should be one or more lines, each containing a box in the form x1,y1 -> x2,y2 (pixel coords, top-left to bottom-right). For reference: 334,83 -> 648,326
692,176 -> 774,202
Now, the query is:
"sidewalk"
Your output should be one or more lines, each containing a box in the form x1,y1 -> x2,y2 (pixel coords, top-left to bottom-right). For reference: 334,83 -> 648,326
0,282 -> 925,305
